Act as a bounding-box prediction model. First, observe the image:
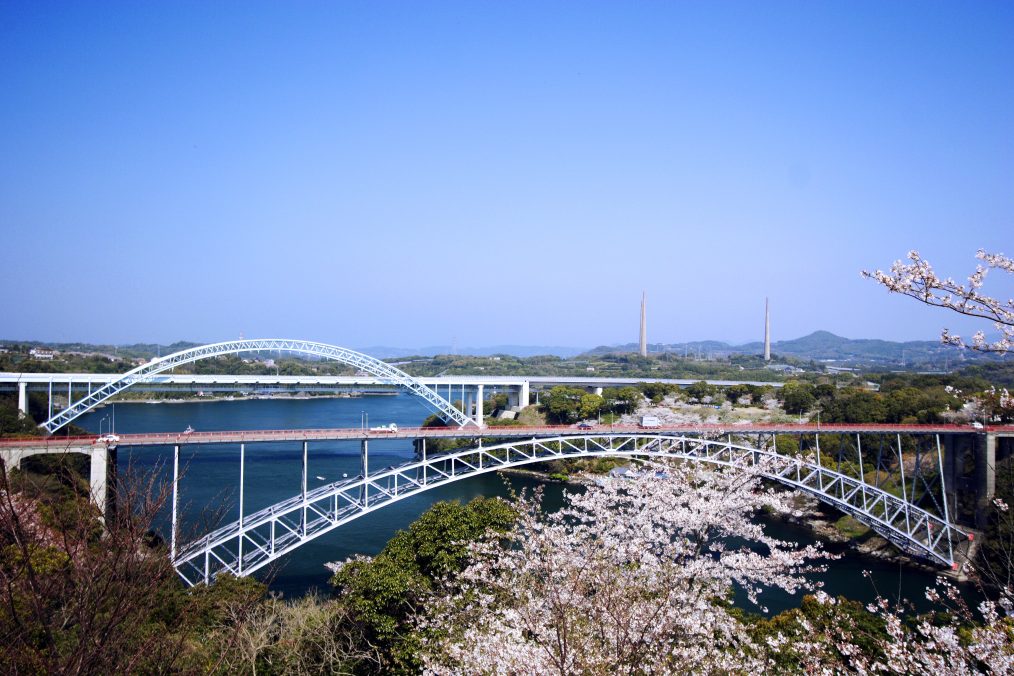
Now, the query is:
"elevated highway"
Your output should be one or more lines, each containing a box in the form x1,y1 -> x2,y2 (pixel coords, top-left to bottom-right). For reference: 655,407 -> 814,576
0,372 -> 784,423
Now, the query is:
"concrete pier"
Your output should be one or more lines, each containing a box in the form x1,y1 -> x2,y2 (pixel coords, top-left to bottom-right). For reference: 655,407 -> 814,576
475,384 -> 484,426
2,442 -> 114,518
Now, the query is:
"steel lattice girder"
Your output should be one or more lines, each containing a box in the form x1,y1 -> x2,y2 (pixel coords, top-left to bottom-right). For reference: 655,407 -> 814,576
41,339 -> 475,432
172,434 -> 966,587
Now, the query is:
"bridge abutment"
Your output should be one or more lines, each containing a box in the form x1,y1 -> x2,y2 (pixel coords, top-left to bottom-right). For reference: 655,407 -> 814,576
2,444 -> 115,520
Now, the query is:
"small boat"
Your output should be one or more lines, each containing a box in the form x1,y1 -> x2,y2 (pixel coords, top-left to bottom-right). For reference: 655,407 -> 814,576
315,475 -> 326,481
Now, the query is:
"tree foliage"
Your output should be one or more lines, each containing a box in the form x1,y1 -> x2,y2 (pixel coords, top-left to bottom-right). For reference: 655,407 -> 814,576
329,497 -> 516,673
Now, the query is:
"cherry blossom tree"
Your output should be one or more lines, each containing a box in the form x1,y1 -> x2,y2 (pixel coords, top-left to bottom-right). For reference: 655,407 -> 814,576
863,249 -> 1014,354
419,462 -> 831,673
805,578 -> 1014,674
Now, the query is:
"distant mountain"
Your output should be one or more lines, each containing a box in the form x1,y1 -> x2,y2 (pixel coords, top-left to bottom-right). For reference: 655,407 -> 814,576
585,331 -> 995,367
2,333 -> 996,367
358,345 -> 586,359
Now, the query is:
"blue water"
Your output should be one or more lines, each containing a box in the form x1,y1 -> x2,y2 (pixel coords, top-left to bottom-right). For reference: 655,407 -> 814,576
77,395 -> 977,614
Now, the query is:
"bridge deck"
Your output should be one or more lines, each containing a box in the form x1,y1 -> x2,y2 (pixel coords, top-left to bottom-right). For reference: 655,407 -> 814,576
2,423 -> 1011,450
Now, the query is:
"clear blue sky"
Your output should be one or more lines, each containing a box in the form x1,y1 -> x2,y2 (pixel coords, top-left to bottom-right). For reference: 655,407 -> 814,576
2,1 -> 1012,349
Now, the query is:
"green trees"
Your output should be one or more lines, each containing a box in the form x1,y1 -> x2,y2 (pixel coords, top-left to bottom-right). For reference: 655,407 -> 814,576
817,386 -> 953,424
329,497 -> 516,673
821,390 -> 886,423
541,387 -> 610,422
541,386 -> 586,423
604,386 -> 643,414
685,380 -> 721,403
779,381 -> 816,414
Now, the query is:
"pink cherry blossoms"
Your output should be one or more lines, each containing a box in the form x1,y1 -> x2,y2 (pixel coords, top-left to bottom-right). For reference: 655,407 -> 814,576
419,462 -> 831,673
863,250 -> 1014,354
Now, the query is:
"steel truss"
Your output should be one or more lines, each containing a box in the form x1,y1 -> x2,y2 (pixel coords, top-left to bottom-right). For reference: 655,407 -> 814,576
40,339 -> 475,432
173,433 -> 968,586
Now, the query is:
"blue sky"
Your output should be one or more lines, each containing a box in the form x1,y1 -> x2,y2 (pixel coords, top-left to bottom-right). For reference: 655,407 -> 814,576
2,2 -> 1012,349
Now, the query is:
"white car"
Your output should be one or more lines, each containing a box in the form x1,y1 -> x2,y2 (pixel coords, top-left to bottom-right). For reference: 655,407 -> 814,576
95,434 -> 120,445
370,423 -> 399,433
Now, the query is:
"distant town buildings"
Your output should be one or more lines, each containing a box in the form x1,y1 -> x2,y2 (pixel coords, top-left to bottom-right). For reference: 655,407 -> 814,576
29,348 -> 56,360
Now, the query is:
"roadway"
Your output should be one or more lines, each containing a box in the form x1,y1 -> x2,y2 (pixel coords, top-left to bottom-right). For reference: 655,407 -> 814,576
2,422 -> 1009,451
0,372 -> 784,389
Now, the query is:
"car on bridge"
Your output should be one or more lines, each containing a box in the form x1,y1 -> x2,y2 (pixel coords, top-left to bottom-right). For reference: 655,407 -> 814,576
370,423 -> 399,433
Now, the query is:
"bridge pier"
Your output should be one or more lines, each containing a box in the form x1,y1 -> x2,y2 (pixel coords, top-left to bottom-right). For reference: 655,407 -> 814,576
507,381 -> 531,410
942,432 -> 1004,529
360,439 -> 369,507
17,382 -> 27,417
976,433 -> 997,528
89,445 -> 116,521
474,384 -> 484,427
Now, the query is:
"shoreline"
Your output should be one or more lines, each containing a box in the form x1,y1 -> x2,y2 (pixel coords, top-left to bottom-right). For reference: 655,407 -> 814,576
98,392 -> 398,406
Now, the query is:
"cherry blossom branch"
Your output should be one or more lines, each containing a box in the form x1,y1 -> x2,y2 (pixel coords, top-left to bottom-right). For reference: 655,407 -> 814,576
862,249 -> 1014,353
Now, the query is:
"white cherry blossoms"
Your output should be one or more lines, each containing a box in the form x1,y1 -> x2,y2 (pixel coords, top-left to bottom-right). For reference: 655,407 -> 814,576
864,249 -> 1014,354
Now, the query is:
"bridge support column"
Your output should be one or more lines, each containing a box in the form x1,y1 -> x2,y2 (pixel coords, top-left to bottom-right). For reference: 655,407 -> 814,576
171,445 -> 179,561
361,440 -> 368,508
508,381 -> 531,409
89,446 -> 116,521
975,432 -> 997,528
239,443 -> 246,572
302,441 -> 308,536
421,438 -> 427,485
942,434 -> 978,526
17,382 -> 27,418
474,384 -> 484,427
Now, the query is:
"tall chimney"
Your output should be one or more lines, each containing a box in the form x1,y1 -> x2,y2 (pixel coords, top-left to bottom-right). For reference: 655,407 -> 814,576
764,297 -> 771,361
639,292 -> 647,357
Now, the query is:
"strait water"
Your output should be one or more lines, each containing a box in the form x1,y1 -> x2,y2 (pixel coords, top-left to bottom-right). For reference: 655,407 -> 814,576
76,395 -> 974,615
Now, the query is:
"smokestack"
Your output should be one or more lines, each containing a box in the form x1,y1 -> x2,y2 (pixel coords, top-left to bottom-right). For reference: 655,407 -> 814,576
639,292 -> 647,357
764,297 -> 771,361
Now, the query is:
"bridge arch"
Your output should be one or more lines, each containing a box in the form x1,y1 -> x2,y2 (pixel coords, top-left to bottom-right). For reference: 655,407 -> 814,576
173,433 -> 966,586
41,339 -> 475,432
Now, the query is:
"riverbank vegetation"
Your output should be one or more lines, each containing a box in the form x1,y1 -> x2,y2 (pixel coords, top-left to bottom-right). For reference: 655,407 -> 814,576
2,456 -> 1011,673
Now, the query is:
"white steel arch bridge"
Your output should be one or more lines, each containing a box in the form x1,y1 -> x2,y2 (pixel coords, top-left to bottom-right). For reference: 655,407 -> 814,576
40,338 -> 476,432
171,432 -> 968,587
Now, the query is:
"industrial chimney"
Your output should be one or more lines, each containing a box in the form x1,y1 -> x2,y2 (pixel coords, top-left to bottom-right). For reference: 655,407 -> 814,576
639,292 -> 647,357
764,298 -> 771,361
